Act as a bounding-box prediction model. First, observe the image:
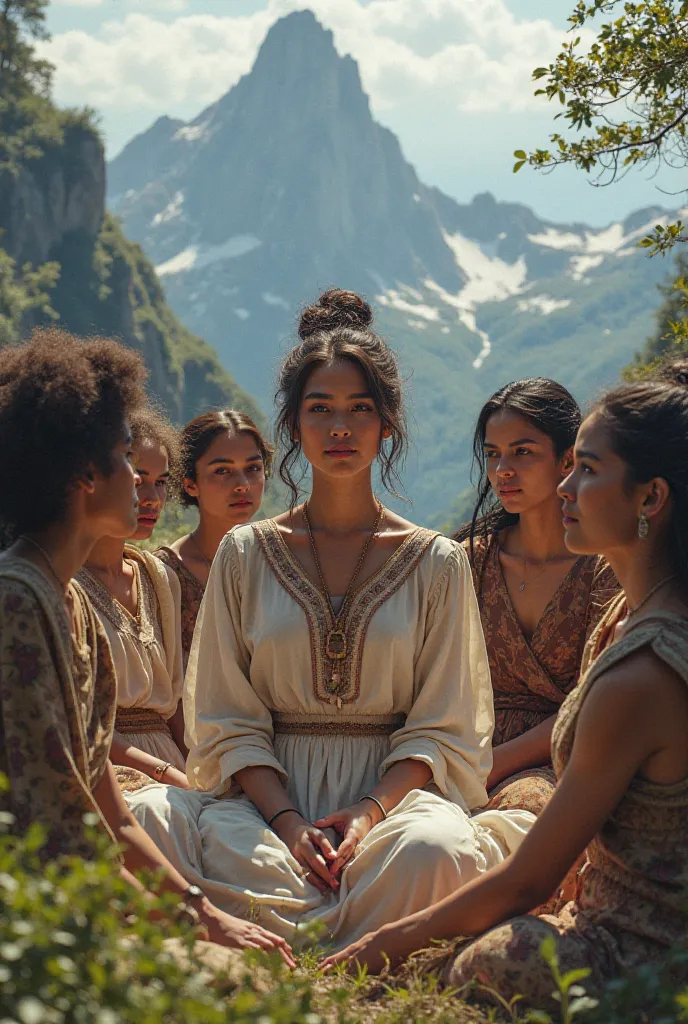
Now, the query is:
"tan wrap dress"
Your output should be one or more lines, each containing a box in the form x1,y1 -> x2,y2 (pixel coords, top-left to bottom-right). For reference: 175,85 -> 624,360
128,522 -> 535,950
77,545 -> 185,776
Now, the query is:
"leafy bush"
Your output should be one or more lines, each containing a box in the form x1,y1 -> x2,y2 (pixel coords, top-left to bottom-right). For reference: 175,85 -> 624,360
0,803 -> 322,1023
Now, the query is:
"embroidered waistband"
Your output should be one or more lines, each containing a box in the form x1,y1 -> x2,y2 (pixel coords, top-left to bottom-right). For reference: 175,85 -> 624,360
115,706 -> 171,735
272,712 -> 406,737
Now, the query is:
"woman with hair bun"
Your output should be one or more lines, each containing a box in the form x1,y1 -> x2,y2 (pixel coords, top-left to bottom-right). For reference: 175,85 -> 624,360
129,289 -> 534,951
455,380 -> 617,819
325,361 -> 688,1007
155,409 -> 273,665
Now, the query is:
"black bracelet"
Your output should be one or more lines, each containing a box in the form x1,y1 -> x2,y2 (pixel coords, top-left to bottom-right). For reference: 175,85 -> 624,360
267,808 -> 302,828
361,794 -> 387,820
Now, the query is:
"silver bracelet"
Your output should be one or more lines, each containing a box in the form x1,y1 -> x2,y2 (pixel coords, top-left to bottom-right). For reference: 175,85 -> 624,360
361,794 -> 387,820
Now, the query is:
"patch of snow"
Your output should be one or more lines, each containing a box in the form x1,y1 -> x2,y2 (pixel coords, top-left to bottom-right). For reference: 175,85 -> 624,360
376,291 -> 441,322
569,254 -> 604,281
443,232 -> 528,305
156,235 -> 262,276
420,232 -> 527,368
441,326 -> 451,334
413,193 -> 421,203
585,224 -> 625,253
603,328 -> 611,336
152,190 -> 184,227
528,229 -> 584,250
124,189 -> 136,200
517,295 -> 571,315
262,292 -> 290,310
407,318 -> 427,330
234,309 -> 250,320
498,232 -> 507,240
173,120 -> 211,143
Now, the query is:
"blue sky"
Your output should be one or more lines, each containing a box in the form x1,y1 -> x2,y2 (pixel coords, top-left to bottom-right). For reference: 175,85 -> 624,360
44,0 -> 685,225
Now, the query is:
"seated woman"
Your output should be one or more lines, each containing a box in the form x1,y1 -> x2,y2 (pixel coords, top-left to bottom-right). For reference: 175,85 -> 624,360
155,409 -> 273,666
128,289 -> 535,951
77,408 -> 189,790
455,379 -> 617,816
324,362 -> 688,1010
0,327 -> 292,961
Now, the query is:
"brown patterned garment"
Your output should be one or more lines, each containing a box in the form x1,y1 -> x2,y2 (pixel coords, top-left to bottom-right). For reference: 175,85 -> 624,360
155,545 -> 205,667
0,557 -> 117,860
446,601 -> 688,1011
463,535 -> 618,810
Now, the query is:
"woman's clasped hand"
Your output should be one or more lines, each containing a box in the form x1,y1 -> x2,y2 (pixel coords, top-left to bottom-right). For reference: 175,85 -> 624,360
273,812 -> 340,891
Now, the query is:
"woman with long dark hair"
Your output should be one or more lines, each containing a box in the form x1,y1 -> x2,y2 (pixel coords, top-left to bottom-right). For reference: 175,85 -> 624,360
155,410 -> 273,665
325,363 -> 688,1009
129,289 -> 534,950
455,379 -> 617,816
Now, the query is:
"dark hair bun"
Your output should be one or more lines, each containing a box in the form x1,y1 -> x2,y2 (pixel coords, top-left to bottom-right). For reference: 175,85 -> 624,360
298,289 -> 373,340
656,358 -> 688,389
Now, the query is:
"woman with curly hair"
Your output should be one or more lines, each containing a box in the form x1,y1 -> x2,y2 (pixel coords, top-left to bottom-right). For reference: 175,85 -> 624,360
78,407 -> 190,790
129,290 -> 533,951
155,409 -> 273,665
0,328 -> 293,960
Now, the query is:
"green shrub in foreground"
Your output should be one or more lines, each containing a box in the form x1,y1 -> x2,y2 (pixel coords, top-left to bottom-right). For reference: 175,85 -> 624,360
2,781 -> 688,1024
0,809 -> 322,1024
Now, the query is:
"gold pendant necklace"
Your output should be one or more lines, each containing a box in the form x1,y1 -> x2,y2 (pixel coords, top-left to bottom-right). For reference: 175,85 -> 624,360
303,500 -> 385,705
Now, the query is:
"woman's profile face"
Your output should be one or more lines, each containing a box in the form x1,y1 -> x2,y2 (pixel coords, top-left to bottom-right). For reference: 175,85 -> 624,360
131,440 -> 170,541
558,413 -> 641,556
484,409 -> 569,517
88,422 -> 140,539
184,429 -> 266,527
297,359 -> 387,481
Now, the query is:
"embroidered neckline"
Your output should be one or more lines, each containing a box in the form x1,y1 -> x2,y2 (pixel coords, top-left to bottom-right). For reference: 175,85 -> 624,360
253,520 -> 438,705
77,559 -> 161,647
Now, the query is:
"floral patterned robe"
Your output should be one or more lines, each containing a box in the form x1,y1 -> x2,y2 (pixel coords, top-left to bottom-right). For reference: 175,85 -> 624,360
0,557 -> 116,860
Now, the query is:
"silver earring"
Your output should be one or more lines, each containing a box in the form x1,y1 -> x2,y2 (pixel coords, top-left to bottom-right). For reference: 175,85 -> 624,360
638,511 -> 650,539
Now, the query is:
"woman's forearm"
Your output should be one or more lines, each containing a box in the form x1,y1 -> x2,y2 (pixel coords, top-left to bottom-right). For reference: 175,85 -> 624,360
109,730 -> 173,778
369,759 -> 433,814
234,765 -> 300,822
386,857 -> 538,953
489,715 -> 556,788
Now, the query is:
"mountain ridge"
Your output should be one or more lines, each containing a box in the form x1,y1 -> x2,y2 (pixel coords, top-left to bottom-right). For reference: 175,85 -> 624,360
108,9 -> 677,520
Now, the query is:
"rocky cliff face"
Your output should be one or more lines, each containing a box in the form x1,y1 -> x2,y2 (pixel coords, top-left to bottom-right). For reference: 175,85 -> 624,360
0,122 -> 261,425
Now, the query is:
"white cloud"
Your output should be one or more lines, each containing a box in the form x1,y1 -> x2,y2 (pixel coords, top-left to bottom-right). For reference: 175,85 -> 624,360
42,0 -> 573,121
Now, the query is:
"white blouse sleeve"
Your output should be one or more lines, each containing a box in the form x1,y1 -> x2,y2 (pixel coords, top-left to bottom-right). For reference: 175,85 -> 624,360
380,542 -> 494,812
183,534 -> 287,796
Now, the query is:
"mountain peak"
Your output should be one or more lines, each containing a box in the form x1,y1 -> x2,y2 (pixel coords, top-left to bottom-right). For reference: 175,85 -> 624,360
250,9 -> 357,99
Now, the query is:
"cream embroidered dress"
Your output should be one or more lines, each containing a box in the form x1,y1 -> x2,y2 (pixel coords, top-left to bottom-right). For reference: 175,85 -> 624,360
77,545 -> 185,773
128,522 -> 534,950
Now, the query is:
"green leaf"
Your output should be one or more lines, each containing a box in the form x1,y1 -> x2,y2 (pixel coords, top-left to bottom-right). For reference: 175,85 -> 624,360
513,159 -> 527,173
513,149 -> 527,159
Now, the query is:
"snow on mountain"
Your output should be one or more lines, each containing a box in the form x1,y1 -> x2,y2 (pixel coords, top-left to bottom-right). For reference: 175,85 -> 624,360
107,10 -> 676,521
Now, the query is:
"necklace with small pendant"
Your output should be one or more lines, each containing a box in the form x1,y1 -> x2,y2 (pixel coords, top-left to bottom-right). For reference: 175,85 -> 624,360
302,500 -> 385,707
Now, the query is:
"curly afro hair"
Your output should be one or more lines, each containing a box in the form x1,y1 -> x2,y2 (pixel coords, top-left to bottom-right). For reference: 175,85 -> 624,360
0,327 -> 148,540
130,406 -> 183,497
